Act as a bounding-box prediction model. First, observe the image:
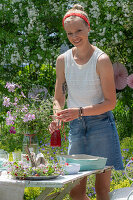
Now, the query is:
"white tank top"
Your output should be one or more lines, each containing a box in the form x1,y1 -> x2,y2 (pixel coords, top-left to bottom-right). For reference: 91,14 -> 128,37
64,47 -> 105,108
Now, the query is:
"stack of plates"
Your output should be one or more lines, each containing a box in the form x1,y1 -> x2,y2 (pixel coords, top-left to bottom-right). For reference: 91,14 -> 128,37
57,154 -> 107,171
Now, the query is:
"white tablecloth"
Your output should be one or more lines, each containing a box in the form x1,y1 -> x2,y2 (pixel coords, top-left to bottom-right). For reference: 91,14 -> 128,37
0,171 -> 25,200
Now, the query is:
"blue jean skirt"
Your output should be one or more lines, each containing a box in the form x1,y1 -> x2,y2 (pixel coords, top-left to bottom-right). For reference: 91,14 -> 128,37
68,111 -> 124,170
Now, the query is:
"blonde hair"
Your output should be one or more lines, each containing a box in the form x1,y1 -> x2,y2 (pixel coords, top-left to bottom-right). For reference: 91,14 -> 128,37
63,4 -> 89,26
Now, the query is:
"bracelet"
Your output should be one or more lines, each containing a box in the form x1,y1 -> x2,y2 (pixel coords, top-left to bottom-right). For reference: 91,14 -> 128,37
79,107 -> 83,119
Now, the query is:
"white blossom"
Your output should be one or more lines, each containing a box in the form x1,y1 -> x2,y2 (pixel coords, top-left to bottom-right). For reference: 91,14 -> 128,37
37,54 -> 43,60
14,15 -> 19,24
99,27 -> 106,36
106,0 -> 114,7
27,22 -> 34,32
38,34 -> 46,51
106,14 -> 112,20
116,2 -> 121,7
35,63 -> 40,67
119,31 -> 123,36
19,3 -> 22,9
24,46 -> 30,56
18,38 -> 23,42
89,1 -> 100,19
1,61 -> 5,66
119,21 -> 124,25
114,33 -> 119,44
127,48 -> 131,54
112,16 -> 118,22
10,51 -> 21,65
26,3 -> 38,20
31,60 -> 35,64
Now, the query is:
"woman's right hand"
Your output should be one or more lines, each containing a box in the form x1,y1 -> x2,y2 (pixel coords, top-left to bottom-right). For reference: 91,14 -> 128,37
49,120 -> 61,134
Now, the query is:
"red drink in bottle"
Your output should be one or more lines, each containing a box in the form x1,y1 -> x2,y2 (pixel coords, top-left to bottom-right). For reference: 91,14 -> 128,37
50,129 -> 61,147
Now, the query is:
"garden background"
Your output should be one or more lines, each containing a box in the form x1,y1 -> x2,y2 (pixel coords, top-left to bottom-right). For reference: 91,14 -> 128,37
0,0 -> 133,199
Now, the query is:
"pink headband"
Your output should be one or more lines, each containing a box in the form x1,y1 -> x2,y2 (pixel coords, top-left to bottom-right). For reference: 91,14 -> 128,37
62,13 -> 90,28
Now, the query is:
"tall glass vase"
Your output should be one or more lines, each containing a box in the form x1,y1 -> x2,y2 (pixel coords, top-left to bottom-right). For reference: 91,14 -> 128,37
22,133 -> 39,155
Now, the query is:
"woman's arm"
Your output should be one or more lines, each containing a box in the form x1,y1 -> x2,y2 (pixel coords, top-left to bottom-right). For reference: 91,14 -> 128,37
49,54 -> 66,133
53,54 -> 66,112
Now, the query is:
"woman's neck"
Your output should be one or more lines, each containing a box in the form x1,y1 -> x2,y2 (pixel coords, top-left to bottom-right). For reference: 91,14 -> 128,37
73,43 -> 96,61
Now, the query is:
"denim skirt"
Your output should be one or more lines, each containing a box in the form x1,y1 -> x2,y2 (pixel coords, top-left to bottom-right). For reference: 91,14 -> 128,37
68,111 -> 124,170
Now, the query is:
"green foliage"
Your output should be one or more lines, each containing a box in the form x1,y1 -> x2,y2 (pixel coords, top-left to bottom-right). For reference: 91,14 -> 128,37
24,187 -> 43,200
120,136 -> 133,165
113,93 -> 133,139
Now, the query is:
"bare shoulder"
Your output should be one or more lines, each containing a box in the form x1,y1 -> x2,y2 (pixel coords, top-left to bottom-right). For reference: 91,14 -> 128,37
56,53 -> 65,67
98,53 -> 112,65
97,53 -> 113,75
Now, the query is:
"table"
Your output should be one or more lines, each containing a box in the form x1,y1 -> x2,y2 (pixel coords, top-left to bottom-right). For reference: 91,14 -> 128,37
0,166 -> 112,200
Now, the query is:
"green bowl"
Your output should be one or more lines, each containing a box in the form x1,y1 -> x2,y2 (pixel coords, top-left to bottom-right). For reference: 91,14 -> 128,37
57,154 -> 107,171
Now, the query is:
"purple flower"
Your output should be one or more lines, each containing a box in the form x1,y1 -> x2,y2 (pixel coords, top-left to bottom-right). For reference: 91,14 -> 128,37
3,97 -> 11,107
9,126 -> 16,134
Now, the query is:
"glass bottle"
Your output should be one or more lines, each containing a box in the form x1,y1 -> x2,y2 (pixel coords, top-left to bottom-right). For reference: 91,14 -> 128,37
50,129 -> 61,147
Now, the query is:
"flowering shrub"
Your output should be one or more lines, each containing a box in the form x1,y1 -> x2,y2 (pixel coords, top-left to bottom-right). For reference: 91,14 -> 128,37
3,82 -> 52,136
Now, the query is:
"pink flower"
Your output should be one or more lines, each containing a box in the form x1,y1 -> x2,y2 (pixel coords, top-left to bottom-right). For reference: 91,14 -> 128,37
5,82 -> 16,92
23,113 -> 35,122
6,116 -> 15,125
127,74 -> 133,89
6,112 -> 16,125
23,114 -> 29,122
21,106 -> 28,112
14,97 -> 18,103
21,91 -> 26,98
31,114 -> 35,120
9,126 -> 16,134
3,97 -> 11,107
113,63 -> 128,90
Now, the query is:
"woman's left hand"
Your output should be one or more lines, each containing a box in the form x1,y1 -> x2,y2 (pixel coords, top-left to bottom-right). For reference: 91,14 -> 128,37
56,108 -> 79,122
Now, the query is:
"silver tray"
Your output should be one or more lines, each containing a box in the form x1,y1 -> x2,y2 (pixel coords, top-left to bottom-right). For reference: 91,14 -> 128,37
16,175 -> 59,180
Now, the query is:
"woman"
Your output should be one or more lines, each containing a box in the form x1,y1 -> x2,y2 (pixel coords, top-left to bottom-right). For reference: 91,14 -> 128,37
49,4 -> 124,200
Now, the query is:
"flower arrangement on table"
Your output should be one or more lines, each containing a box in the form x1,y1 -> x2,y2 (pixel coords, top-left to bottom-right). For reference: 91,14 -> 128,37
7,161 -> 63,179
5,146 -> 64,179
8,161 -> 62,179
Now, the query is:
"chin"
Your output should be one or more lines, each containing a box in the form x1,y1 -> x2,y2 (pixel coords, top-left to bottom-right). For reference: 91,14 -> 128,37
73,42 -> 82,47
